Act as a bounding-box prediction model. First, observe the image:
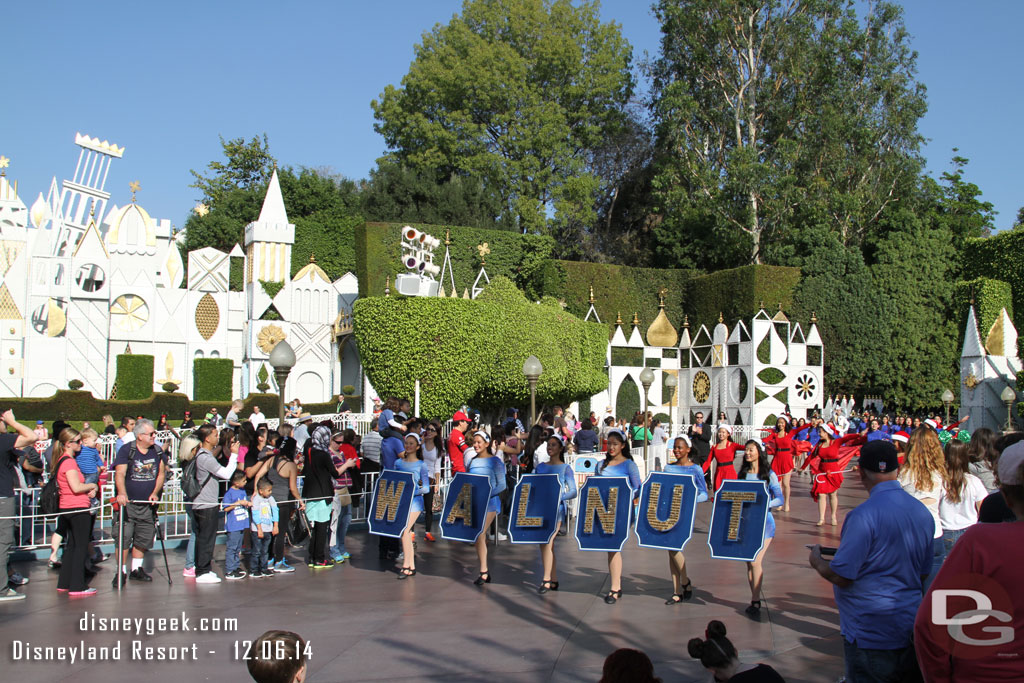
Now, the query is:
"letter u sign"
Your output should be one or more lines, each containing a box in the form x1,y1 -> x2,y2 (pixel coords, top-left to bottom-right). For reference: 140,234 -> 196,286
635,473 -> 698,551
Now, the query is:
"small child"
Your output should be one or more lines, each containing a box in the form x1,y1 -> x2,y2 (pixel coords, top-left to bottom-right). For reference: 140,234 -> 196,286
222,471 -> 251,580
249,479 -> 279,577
76,429 -> 106,489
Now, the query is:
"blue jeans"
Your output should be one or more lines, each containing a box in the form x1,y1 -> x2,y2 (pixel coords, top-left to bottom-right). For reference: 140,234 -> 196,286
250,533 -> 272,573
225,530 -> 244,573
923,536 -> 944,593
941,527 -> 967,560
329,495 -> 352,557
184,506 -> 197,569
843,639 -> 921,683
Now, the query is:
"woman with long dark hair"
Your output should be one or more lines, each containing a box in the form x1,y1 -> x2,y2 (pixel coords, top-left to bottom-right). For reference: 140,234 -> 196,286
421,421 -> 445,542
688,620 -> 783,681
523,425 -> 547,474
662,435 -> 708,604
595,430 -> 641,604
394,433 -> 430,579
703,425 -> 745,497
763,416 -> 805,512
938,439 -> 986,562
467,431 -> 506,585
737,440 -> 784,617
810,424 -> 864,526
52,428 -> 98,596
966,427 -> 998,492
255,436 -> 304,572
533,435 -> 577,594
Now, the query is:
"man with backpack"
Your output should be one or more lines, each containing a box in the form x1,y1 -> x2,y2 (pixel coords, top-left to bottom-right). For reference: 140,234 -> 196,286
111,418 -> 167,588
0,411 -> 39,602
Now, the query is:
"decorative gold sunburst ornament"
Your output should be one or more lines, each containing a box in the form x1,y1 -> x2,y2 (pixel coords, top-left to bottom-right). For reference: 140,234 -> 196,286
693,371 -> 711,403
194,202 -> 209,217
257,324 -> 286,354
963,373 -> 980,390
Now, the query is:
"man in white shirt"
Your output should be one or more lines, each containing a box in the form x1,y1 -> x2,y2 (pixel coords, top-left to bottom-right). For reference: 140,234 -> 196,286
292,413 -> 313,451
250,406 -> 266,428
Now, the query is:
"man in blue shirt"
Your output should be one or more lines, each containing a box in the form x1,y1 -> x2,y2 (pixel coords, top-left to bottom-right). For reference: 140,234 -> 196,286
809,440 -> 933,683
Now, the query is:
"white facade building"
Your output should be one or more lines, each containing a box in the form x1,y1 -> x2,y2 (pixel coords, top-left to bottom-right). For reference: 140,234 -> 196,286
960,305 -> 1021,432
0,135 -> 358,402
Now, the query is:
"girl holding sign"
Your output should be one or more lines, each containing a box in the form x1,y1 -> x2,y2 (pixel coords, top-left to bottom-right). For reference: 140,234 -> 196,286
703,426 -> 745,497
662,435 -> 708,604
468,431 -> 506,585
394,434 -> 431,579
595,430 -> 641,604
534,436 -> 578,594
738,440 -> 784,617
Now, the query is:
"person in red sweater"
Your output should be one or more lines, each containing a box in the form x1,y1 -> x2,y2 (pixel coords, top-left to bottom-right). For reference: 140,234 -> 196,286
447,411 -> 471,473
915,441 -> 1024,682
702,425 -> 744,496
810,424 -> 865,526
764,416 -> 809,512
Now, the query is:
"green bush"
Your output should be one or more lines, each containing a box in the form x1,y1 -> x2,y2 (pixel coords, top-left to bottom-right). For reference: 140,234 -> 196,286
161,382 -> 179,393
964,230 -> 1024,334
952,277 -> 1013,349
686,265 -> 802,329
229,256 -> 244,292
610,347 -> 643,366
615,376 -> 641,422
193,358 -> 234,402
115,354 -> 155,400
68,379 -> 84,391
757,368 -> 785,385
352,276 -> 607,420
260,280 -> 284,299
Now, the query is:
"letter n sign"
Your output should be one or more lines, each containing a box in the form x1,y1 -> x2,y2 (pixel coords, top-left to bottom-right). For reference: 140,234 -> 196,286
707,479 -> 769,561
635,472 -> 698,551
440,472 -> 492,543
574,476 -> 631,551
367,470 -> 415,538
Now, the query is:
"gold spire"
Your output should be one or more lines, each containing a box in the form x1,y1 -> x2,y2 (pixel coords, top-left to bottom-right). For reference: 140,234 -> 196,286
646,291 -> 678,348
718,312 -> 724,324
810,311 -> 818,324
683,315 -> 690,329
384,276 -> 390,297
588,285 -> 595,304
759,300 -> 765,310
616,312 -> 623,326
658,287 -> 666,308
445,228 -> 451,246
129,180 -> 140,203
309,252 -> 316,264
632,312 -> 640,328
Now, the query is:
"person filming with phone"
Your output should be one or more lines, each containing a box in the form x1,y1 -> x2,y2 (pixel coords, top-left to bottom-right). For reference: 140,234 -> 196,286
809,440 -> 934,683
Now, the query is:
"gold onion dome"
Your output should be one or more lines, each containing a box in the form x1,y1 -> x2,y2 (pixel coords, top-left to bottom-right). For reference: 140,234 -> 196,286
646,290 -> 678,347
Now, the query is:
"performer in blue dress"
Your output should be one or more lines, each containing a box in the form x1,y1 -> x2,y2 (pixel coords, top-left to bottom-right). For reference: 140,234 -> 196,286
738,440 -> 784,618
534,435 -> 577,594
467,431 -> 506,586
393,434 -> 430,579
594,429 -> 641,604
662,435 -> 709,605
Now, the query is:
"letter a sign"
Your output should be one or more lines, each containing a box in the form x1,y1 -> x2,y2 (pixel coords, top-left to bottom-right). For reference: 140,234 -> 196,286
368,470 -> 416,538
707,479 -> 769,561
507,474 -> 561,544
574,477 -> 631,552
440,472 -> 492,543
635,472 -> 698,551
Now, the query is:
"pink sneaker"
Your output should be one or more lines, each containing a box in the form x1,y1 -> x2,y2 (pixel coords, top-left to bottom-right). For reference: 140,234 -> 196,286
182,567 -> 196,578
69,588 -> 97,597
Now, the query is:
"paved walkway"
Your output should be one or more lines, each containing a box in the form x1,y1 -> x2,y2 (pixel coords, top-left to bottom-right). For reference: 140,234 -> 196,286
0,472 -> 860,682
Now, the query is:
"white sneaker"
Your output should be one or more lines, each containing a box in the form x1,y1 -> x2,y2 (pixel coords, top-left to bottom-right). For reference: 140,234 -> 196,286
195,572 -> 221,584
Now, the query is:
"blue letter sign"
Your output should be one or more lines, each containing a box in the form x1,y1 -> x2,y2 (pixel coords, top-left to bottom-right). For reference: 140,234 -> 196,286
507,474 -> 561,544
574,477 -> 631,552
707,479 -> 769,561
367,469 -> 416,538
634,472 -> 698,551
440,472 -> 492,543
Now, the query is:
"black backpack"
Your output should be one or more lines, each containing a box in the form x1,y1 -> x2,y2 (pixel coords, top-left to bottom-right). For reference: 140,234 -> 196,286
181,455 -> 213,501
39,456 -> 69,516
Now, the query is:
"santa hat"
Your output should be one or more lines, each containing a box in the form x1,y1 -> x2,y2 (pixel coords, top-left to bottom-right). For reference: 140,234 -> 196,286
924,419 -> 938,430
892,430 -> 909,444
717,424 -> 733,435
821,423 -> 840,438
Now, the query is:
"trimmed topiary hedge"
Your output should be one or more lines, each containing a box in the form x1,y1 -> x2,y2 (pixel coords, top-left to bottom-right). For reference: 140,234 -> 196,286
964,230 -> 1024,334
352,276 -> 607,421
115,354 -> 155,400
193,358 -> 234,402
686,265 -> 802,330
952,277 -> 1013,348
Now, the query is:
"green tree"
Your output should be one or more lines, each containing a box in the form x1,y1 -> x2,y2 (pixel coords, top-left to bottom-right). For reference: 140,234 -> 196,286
648,0 -> 926,265
190,134 -> 275,206
371,0 -> 634,233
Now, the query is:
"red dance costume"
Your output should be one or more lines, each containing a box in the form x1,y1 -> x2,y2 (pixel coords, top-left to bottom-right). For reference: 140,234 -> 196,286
809,434 -> 865,500
765,426 -> 809,477
703,441 -> 746,493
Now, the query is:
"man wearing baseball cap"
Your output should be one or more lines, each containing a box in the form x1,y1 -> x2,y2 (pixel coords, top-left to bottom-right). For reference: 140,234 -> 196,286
915,440 -> 1024,681
809,440 -> 933,682
447,411 -> 471,473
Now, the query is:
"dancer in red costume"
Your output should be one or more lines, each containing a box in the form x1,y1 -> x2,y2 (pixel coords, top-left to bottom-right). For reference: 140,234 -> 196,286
807,423 -> 864,526
703,425 -> 745,496
763,417 -> 811,512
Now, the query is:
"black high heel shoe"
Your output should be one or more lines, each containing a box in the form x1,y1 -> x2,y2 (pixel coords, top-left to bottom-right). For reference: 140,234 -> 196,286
397,567 -> 416,580
745,600 -> 762,618
681,579 -> 693,599
474,571 -> 491,586
665,593 -> 683,605
604,589 -> 622,604
539,580 -> 552,594
550,581 -> 559,591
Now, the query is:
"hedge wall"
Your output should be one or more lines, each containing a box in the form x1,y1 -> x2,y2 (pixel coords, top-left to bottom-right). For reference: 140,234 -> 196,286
686,265 -> 802,329
354,221 -> 556,300
193,358 -> 234,402
964,230 -> 1024,333
952,277 -> 1014,350
115,354 -> 155,400
352,276 -> 607,420
530,260 -> 696,334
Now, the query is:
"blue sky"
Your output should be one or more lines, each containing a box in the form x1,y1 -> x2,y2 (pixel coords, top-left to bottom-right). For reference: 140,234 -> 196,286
3,1 -> 1021,231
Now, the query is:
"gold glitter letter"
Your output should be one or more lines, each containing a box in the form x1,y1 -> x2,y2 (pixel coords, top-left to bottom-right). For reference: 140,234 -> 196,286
720,491 -> 757,541
445,483 -> 474,526
515,484 -> 543,528
583,486 -> 618,535
646,483 -> 684,532
374,480 -> 406,523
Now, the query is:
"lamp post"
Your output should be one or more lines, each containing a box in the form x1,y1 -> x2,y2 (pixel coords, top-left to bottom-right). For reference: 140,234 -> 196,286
665,373 -> 678,433
640,367 -> 655,474
269,340 -> 296,427
523,355 -> 543,426
941,388 -> 955,425
1001,385 -> 1017,432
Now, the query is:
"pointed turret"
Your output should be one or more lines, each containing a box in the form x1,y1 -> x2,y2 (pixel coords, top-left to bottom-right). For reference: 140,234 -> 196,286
961,305 -> 985,359
258,169 -> 288,225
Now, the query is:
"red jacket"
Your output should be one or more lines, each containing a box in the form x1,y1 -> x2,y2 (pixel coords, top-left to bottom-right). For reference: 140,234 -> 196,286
447,429 -> 468,473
